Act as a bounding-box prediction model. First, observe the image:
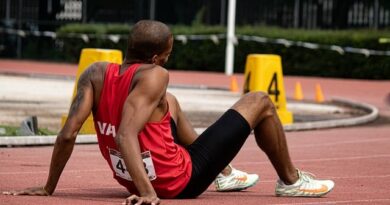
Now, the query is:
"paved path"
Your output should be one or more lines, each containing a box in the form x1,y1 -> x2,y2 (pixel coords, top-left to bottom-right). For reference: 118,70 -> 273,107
1,59 -> 390,205
0,59 -> 389,108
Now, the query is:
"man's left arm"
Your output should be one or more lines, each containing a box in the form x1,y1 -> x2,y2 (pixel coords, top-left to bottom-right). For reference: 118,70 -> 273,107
117,66 -> 168,205
167,93 -> 198,145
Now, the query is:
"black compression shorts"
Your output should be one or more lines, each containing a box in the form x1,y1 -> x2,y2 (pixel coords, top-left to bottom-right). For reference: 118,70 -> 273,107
174,109 -> 251,198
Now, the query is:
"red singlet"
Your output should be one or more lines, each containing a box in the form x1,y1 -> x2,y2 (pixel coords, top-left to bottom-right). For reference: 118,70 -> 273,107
93,63 -> 192,198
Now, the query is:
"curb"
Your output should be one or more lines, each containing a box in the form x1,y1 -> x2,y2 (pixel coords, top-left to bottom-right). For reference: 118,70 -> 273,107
0,135 -> 97,147
0,71 -> 76,80
0,98 -> 378,147
283,97 -> 379,131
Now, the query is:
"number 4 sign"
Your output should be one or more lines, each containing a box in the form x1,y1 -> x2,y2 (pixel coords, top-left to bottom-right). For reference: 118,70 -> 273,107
243,54 -> 293,125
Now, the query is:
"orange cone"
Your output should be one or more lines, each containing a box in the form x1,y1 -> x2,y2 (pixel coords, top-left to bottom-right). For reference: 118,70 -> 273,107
294,82 -> 304,101
230,76 -> 239,93
315,83 -> 325,103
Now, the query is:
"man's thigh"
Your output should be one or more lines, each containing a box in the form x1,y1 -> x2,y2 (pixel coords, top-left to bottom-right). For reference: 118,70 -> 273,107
177,109 -> 251,198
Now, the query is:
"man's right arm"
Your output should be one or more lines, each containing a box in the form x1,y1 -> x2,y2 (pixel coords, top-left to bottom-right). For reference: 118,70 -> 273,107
43,65 -> 96,194
3,63 -> 98,196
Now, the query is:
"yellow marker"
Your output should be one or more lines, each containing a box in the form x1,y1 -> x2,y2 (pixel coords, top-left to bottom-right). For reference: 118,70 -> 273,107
230,76 -> 239,93
61,48 -> 123,134
294,81 -> 304,101
315,83 -> 325,103
243,54 -> 293,124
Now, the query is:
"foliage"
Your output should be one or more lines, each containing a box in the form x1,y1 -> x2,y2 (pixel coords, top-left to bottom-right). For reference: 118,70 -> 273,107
0,125 -> 18,136
0,125 -> 56,136
5,23 -> 390,79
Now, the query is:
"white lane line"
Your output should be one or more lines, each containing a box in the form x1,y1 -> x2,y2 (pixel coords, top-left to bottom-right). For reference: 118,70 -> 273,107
2,155 -> 388,174
0,169 -> 108,175
56,186 -> 122,191
235,154 -> 390,165
243,137 -> 390,151
259,174 -> 390,183
0,159 -> 48,164
272,198 -> 390,205
289,138 -> 390,149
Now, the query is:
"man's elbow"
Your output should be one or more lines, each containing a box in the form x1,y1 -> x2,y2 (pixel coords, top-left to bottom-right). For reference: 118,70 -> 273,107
115,134 -> 122,147
115,131 -> 127,148
57,130 -> 77,144
115,131 -> 135,149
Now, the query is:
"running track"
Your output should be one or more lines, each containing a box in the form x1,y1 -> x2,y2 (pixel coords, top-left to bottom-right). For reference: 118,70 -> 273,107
1,59 -> 390,204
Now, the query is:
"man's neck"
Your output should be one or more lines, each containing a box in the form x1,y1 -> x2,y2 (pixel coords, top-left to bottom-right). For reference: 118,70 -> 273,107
123,58 -> 144,65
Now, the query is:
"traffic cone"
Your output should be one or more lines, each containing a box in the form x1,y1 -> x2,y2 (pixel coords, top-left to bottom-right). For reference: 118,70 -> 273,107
315,83 -> 325,103
230,76 -> 239,93
294,82 -> 304,101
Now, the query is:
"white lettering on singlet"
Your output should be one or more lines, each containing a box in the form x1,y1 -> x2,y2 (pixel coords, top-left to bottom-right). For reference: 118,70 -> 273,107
97,121 -> 116,138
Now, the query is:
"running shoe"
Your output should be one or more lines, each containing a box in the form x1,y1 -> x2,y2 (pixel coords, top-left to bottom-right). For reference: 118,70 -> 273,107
275,169 -> 334,197
214,166 -> 259,192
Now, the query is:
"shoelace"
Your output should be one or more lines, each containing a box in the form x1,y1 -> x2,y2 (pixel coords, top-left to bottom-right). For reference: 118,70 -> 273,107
298,170 -> 316,183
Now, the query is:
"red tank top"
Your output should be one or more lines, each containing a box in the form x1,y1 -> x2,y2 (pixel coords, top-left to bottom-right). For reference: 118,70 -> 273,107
93,63 -> 192,198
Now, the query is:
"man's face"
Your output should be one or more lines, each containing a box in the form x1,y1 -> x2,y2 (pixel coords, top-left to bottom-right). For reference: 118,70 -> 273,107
154,36 -> 173,66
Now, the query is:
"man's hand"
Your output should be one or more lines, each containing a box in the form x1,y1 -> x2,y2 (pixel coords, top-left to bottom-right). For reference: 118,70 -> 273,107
123,194 -> 160,205
2,186 -> 50,196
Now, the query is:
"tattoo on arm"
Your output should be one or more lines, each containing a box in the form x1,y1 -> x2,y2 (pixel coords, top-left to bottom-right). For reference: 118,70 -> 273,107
68,67 -> 93,117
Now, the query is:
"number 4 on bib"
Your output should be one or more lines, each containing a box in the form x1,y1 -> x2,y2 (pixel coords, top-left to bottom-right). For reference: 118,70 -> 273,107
109,149 -> 157,181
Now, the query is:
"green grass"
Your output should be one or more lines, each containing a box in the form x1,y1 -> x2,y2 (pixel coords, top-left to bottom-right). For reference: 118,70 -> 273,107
0,125 -> 18,136
0,125 -> 57,136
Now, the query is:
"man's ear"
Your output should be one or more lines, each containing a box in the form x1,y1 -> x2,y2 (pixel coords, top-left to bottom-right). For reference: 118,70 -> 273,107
151,54 -> 159,64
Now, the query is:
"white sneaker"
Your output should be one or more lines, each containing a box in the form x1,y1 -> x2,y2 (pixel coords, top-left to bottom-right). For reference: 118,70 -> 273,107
275,169 -> 335,197
214,166 -> 259,192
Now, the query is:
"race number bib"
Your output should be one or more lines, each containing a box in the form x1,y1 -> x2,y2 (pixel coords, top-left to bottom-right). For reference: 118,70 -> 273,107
109,149 -> 157,181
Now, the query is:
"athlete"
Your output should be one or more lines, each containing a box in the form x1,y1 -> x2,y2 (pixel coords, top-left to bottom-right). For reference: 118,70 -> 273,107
3,20 -> 334,205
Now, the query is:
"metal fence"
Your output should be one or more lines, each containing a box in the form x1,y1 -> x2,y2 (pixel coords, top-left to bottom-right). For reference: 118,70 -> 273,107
237,0 -> 390,29
0,0 -> 390,30
1,0 -> 390,31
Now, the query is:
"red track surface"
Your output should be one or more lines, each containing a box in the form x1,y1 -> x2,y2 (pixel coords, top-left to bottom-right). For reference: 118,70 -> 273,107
1,59 -> 390,204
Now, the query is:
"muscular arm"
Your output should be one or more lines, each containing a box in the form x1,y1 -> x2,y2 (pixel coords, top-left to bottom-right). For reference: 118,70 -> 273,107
44,64 -> 97,194
2,63 -> 101,196
116,66 -> 168,198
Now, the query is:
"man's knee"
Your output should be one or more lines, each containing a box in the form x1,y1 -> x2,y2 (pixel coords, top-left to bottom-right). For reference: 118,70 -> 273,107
245,92 -> 276,116
246,91 -> 273,107
232,92 -> 276,128
235,90 -> 273,107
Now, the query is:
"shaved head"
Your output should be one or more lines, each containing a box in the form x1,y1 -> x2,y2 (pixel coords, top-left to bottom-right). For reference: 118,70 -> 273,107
126,20 -> 173,63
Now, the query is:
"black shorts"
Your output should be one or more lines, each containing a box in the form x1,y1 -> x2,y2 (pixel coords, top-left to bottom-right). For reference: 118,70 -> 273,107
174,109 -> 251,198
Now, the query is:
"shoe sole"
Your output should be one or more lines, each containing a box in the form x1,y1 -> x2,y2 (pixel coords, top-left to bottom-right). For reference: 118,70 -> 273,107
275,186 -> 334,197
216,177 -> 259,192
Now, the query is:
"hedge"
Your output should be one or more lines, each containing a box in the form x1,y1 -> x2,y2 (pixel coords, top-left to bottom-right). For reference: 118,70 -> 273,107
12,24 -> 390,79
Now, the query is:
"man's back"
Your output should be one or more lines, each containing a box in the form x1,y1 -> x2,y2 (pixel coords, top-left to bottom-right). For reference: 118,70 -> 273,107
91,62 -> 192,198
88,62 -> 169,122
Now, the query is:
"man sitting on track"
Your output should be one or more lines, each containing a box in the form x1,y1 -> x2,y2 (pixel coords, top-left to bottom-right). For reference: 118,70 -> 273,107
3,20 -> 334,205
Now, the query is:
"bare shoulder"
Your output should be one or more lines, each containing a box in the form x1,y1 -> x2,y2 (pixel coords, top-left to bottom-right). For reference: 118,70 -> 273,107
166,92 -> 178,104
75,62 -> 109,90
139,64 -> 168,78
135,64 -> 169,86
82,62 -> 108,80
